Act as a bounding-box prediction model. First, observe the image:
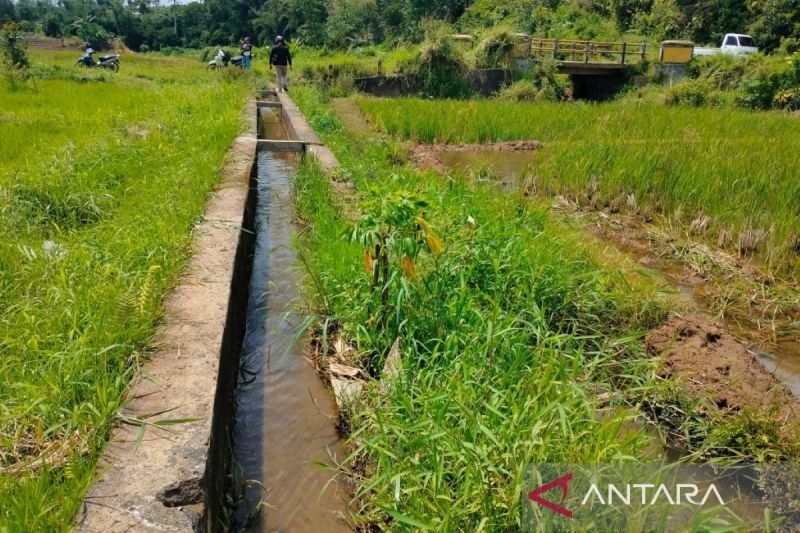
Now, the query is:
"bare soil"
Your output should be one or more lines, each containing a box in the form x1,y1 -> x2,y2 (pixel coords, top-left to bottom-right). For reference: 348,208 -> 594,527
647,314 -> 798,420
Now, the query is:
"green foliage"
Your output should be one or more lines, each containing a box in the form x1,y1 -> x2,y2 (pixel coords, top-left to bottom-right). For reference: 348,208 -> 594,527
350,189 -> 440,342
406,37 -> 472,98
736,56 -> 800,109
4,0 -> 800,53
1,22 -> 29,69
0,50 -> 249,530
497,79 -> 540,101
291,85 -> 677,529
773,87 -> 800,111
474,28 -> 515,68
357,96 -> 800,269
0,22 -> 30,89
664,78 -> 716,106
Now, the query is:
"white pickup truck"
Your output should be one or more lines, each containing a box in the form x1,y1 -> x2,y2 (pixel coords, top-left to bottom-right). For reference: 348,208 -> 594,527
693,34 -> 758,57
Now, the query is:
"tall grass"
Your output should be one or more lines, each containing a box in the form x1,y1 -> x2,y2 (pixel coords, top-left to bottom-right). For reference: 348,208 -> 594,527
0,50 -> 249,529
357,97 -> 800,270
290,86 -> 684,529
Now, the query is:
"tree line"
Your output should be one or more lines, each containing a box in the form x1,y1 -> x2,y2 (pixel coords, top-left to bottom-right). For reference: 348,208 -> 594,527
0,0 -> 797,53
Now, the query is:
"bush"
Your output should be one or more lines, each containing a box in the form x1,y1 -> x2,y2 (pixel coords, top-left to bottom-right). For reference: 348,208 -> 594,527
475,29 -> 515,68
498,79 -> 538,101
1,22 -> 30,70
737,57 -> 800,109
773,87 -> 800,111
779,37 -> 799,56
510,59 -> 571,102
407,38 -> 473,99
664,78 -> 713,106
1,22 -> 31,90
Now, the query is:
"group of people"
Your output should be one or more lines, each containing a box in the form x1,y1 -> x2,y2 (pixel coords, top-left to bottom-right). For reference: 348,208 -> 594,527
237,35 -> 292,92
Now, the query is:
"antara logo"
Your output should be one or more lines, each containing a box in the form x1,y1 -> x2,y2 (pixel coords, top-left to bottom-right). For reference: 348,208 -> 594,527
528,472 -> 727,518
528,473 -> 574,518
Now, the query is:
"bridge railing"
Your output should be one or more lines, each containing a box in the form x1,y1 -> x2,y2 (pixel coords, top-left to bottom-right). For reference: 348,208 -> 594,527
527,38 -> 647,65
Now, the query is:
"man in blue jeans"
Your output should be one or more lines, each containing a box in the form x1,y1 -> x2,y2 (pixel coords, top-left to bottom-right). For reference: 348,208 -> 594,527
240,37 -> 253,69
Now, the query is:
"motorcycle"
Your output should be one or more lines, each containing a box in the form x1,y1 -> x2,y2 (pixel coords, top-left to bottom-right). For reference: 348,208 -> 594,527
76,52 -> 120,72
207,47 -> 244,70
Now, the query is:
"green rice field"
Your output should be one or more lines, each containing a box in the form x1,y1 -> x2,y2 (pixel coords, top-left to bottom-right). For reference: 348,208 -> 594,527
357,97 -> 800,270
0,51 -> 249,529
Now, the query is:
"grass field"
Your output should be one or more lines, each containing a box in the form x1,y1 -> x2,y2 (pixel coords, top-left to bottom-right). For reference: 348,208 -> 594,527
356,98 -> 800,271
289,86 -> 798,529
0,50 -> 249,528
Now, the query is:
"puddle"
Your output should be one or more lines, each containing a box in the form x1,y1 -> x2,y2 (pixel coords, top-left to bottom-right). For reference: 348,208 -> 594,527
233,113 -> 348,530
436,150 -> 537,183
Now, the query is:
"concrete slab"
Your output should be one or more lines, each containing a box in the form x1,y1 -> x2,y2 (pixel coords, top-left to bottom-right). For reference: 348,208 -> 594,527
277,92 -> 323,146
306,144 -> 340,172
78,101 -> 258,532
257,139 -> 305,152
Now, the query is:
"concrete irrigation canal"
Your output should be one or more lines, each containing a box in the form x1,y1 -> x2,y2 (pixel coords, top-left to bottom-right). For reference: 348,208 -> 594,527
79,92 -> 348,532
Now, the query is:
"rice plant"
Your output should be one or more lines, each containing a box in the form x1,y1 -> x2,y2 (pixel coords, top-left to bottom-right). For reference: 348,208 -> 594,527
356,97 -> 800,271
0,50 -> 250,529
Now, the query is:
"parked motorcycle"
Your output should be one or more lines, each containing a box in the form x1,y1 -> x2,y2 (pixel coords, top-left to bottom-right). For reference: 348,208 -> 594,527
76,51 -> 120,72
207,47 -> 244,70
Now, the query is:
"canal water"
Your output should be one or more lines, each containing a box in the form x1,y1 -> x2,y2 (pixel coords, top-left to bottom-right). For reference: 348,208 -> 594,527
233,108 -> 349,531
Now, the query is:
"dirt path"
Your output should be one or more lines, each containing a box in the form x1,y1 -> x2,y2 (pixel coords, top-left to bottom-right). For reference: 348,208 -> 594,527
332,99 -> 374,137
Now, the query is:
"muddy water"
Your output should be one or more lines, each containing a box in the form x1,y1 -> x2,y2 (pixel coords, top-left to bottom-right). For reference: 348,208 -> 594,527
234,112 -> 349,531
436,150 -> 537,182
435,152 -> 800,398
260,107 -> 287,140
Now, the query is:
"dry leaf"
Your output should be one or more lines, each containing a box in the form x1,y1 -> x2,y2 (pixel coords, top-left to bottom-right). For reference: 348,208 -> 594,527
400,255 -> 417,280
364,248 -> 374,272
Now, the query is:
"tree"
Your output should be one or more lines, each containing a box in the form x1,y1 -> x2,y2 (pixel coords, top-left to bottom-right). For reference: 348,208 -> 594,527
748,0 -> 800,52
0,0 -> 14,24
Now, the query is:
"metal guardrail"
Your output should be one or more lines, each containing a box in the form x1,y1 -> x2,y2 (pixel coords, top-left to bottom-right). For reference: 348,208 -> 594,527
521,38 -> 648,66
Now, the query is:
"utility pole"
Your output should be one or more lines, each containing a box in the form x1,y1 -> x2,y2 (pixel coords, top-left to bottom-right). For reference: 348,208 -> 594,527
173,0 -> 178,36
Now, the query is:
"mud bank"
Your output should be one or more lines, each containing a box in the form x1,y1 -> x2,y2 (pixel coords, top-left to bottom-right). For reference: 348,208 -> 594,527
647,315 -> 798,420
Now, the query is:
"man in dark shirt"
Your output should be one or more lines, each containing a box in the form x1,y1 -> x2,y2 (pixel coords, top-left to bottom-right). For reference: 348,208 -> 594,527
269,36 -> 292,93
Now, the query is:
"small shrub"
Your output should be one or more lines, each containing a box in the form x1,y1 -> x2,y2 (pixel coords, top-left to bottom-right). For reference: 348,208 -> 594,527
773,87 -> 800,111
407,38 -> 473,99
664,79 -> 712,106
1,22 -> 31,89
475,30 -> 515,69
779,37 -> 799,56
498,79 -> 538,101
512,59 -> 570,102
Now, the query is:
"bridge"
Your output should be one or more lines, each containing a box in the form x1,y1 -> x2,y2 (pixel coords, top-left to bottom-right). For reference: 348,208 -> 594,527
517,38 -> 648,75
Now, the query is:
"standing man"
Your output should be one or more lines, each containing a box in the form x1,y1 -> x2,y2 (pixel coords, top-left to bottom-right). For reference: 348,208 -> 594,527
240,37 -> 253,69
269,36 -> 292,93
